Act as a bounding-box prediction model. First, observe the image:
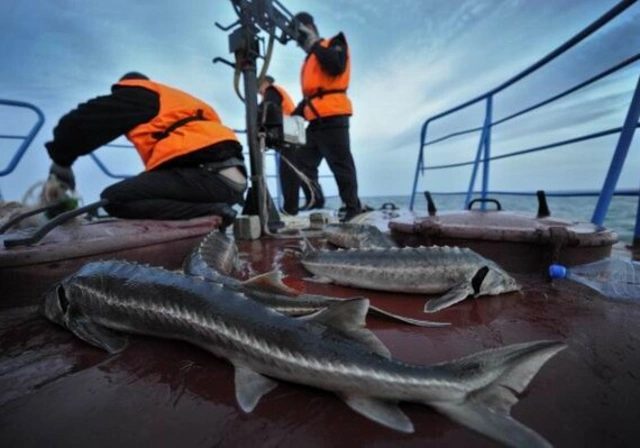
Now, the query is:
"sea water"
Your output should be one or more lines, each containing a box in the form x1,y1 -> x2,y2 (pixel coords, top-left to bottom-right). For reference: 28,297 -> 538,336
319,193 -> 637,244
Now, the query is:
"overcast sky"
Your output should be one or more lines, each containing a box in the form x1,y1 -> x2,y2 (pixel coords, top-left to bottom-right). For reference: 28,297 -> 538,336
1,0 -> 639,204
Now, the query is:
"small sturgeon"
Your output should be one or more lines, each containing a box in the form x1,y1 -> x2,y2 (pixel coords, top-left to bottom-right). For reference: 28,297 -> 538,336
301,244 -> 520,312
184,230 -> 447,327
323,223 -> 398,249
42,261 -> 564,447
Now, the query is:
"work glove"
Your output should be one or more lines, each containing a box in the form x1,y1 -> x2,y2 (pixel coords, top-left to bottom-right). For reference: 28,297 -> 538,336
49,162 -> 76,191
296,23 -> 320,53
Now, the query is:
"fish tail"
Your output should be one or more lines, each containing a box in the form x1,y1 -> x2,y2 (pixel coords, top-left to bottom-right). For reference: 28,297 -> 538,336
430,340 -> 566,448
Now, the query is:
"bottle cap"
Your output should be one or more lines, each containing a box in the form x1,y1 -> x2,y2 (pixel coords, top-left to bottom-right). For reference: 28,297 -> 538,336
548,264 -> 567,279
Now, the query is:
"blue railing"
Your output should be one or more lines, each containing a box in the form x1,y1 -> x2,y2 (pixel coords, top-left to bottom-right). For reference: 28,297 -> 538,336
410,0 -> 640,244
0,99 -> 45,179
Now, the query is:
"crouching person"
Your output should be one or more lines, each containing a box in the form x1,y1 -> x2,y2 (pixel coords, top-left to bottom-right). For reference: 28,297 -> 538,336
45,72 -> 247,227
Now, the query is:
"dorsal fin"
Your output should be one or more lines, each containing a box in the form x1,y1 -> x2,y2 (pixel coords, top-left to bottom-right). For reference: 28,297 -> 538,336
305,298 -> 391,358
242,271 -> 300,296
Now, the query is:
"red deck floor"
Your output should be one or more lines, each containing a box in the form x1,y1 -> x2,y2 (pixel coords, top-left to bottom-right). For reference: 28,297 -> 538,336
1,234 -> 640,447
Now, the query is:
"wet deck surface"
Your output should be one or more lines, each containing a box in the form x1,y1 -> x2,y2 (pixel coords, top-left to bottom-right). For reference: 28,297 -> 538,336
0,216 -> 222,309
1,215 -> 640,447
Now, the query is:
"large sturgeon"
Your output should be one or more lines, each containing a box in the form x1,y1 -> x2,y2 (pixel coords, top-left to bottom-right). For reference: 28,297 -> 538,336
301,244 -> 520,312
42,260 -> 564,447
184,230 -> 448,327
323,222 -> 398,249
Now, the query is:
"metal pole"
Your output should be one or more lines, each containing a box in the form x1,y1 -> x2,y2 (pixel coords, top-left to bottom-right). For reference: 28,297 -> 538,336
409,122 -> 429,211
241,56 -> 268,227
481,95 -> 493,210
464,96 -> 490,209
634,184 -> 640,248
275,153 -> 283,210
591,72 -> 640,226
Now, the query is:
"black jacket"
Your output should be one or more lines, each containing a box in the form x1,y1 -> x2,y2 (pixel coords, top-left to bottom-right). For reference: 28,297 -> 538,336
46,84 -> 243,170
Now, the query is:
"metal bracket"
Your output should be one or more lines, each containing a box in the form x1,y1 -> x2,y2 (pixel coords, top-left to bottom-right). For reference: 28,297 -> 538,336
212,57 -> 236,69
215,20 -> 240,31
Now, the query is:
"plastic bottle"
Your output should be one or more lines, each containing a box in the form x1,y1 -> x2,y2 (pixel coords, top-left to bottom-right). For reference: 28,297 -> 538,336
549,258 -> 640,301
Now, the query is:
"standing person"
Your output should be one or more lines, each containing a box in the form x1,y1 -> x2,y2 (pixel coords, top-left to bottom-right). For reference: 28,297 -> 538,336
45,72 -> 246,228
293,11 -> 362,222
257,75 -> 300,216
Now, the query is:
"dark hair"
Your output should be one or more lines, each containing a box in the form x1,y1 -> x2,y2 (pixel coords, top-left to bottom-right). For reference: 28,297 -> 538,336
119,71 -> 149,81
294,12 -> 314,27
264,75 -> 275,84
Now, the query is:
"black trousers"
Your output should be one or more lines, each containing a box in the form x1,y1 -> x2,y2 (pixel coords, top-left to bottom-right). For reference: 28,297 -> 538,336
277,147 -> 302,215
295,117 -> 359,214
100,165 -> 245,220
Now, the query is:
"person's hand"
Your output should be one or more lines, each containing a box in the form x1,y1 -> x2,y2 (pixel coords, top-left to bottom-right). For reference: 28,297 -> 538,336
296,23 -> 320,53
49,162 -> 76,191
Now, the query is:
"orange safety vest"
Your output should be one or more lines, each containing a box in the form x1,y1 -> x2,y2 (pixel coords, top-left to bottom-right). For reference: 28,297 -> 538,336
116,79 -> 239,171
271,84 -> 296,116
300,37 -> 352,120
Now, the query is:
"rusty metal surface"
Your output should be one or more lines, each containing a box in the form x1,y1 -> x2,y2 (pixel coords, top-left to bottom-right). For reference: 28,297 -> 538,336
0,216 -> 222,267
0,216 -> 222,309
386,210 -> 617,273
1,234 -> 640,447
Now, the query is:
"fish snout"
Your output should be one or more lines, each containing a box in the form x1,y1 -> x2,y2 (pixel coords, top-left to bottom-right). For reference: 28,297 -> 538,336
478,268 -> 520,296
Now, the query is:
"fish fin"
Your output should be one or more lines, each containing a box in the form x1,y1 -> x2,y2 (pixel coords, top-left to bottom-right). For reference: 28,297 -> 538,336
68,318 -> 129,354
242,270 -> 300,295
430,401 -> 552,448
304,275 -> 334,284
300,235 -> 317,254
342,395 -> 414,433
471,266 -> 490,294
307,298 -> 391,358
368,305 -> 451,328
430,340 -> 566,447
198,230 -> 241,275
470,341 -> 566,413
233,364 -> 278,412
423,283 -> 474,313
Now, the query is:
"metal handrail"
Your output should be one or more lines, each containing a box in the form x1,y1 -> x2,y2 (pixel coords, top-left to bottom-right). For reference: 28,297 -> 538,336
422,53 -> 640,149
410,0 -> 640,246
425,125 -> 640,170
0,99 -> 45,177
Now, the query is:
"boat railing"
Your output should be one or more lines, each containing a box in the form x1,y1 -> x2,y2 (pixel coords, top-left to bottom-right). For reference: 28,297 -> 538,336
409,0 -> 640,245
0,99 -> 46,199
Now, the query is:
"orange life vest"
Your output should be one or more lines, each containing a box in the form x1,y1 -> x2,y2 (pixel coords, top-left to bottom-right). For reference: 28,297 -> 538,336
300,37 -> 352,120
116,79 -> 239,171
271,84 -> 295,116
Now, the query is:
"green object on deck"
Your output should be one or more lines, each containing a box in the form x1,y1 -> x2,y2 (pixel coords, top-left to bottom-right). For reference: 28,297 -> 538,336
44,196 -> 79,219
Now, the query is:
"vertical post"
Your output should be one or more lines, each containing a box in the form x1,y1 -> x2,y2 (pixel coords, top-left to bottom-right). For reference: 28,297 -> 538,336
239,39 -> 271,232
275,152 -> 283,210
634,184 -> 640,248
481,95 -> 493,210
591,72 -> 640,226
409,121 -> 429,211
464,96 -> 490,209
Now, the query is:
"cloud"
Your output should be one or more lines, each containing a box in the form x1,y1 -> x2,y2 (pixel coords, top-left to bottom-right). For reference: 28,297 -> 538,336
1,0 -> 638,202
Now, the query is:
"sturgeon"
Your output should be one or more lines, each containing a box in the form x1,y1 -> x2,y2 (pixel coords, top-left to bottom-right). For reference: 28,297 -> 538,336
301,244 -> 520,312
42,260 -> 564,447
184,230 -> 447,327
323,222 -> 398,249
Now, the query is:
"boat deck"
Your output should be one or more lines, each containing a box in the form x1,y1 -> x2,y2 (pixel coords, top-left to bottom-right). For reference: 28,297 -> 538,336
1,211 -> 639,447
